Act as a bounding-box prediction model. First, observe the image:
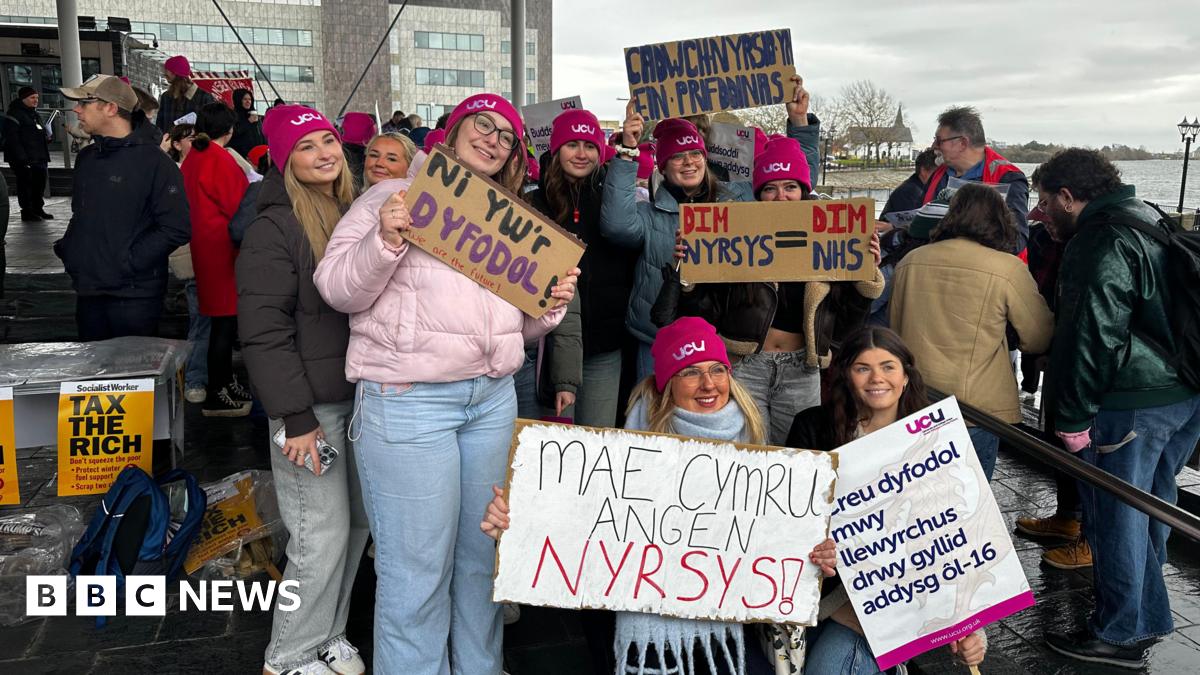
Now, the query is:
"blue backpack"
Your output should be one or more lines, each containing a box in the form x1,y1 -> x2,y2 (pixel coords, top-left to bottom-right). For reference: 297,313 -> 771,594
68,466 -> 207,619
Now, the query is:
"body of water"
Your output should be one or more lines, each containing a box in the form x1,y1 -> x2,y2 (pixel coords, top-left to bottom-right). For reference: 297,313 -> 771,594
830,159 -> 1200,217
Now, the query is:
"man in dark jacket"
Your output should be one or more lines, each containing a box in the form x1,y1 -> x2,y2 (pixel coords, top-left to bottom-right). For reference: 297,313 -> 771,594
925,106 -> 1029,252
1040,149 -> 1200,668
880,148 -> 937,218
4,86 -> 52,221
57,75 -> 191,340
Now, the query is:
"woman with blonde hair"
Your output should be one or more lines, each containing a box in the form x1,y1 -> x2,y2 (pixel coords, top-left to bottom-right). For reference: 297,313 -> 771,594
236,105 -> 368,675
363,131 -> 417,186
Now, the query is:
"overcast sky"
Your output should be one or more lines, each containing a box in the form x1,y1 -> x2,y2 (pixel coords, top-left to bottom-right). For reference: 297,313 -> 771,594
551,0 -> 1200,152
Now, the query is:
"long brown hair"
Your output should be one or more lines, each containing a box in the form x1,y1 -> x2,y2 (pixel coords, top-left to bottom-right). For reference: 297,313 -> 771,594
625,375 -> 767,445
542,149 -> 601,224
283,146 -> 355,261
445,114 -> 528,197
827,327 -> 929,447
167,76 -> 192,102
932,182 -> 1016,252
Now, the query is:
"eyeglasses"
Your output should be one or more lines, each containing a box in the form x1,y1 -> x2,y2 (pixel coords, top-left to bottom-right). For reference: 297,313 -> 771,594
674,363 -> 730,385
668,150 -> 705,165
932,135 -> 964,148
472,113 -> 517,151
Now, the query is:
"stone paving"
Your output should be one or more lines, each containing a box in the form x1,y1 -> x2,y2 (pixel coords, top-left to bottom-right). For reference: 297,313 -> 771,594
2,195 -> 1199,674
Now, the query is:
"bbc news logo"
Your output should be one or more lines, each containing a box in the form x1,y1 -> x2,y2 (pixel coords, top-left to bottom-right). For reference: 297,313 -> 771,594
26,576 -> 301,617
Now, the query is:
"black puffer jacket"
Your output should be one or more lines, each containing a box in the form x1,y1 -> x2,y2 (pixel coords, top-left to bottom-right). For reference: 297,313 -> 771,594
527,159 -> 638,356
155,84 -> 216,133
54,132 -> 190,298
236,169 -> 354,437
3,99 -> 50,165
228,89 -> 266,159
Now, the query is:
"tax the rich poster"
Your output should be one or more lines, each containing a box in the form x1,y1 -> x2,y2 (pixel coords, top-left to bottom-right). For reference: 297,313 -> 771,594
56,379 -> 155,496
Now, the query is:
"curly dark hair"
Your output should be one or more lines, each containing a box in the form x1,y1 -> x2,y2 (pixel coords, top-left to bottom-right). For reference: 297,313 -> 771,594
1036,148 -> 1123,202
827,327 -> 930,447
931,183 -> 1017,252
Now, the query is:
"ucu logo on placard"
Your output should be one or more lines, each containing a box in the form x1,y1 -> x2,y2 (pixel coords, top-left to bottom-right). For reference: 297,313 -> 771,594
290,113 -> 323,126
677,135 -> 700,146
571,124 -> 596,135
465,99 -> 498,111
736,129 -> 751,139
764,162 -> 791,173
673,341 -> 706,361
905,408 -> 947,434
561,100 -> 578,110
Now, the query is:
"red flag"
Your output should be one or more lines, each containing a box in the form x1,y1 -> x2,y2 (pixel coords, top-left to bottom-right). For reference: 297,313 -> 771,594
192,69 -> 252,107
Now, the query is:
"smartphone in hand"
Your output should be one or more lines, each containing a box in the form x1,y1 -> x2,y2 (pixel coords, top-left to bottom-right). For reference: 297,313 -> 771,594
272,427 -> 339,475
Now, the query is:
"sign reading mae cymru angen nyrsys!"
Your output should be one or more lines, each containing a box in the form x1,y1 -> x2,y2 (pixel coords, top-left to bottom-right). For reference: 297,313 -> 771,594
625,29 -> 795,120
493,421 -> 837,625
831,397 -> 1034,670
402,146 -> 586,318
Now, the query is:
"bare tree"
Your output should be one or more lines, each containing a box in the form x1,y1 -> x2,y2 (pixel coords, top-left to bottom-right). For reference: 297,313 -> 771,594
731,104 -> 787,135
837,80 -> 897,160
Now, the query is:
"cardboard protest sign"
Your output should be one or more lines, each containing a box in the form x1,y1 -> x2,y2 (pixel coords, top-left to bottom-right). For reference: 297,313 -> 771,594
56,379 -> 154,496
707,122 -> 755,182
0,387 -> 18,505
830,397 -> 1034,670
522,96 -> 583,159
625,29 -> 795,120
184,475 -> 265,575
402,146 -> 586,318
679,199 -> 875,283
493,420 -> 838,624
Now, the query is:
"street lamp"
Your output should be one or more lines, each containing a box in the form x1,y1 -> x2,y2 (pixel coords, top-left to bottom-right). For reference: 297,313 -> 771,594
821,124 -> 836,187
1179,116 -> 1200,214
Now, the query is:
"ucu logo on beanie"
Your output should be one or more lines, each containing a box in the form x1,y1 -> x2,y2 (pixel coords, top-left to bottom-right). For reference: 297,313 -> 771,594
764,162 -> 792,173
677,135 -> 700,146
571,124 -> 596,135
673,341 -> 706,361
290,112 -> 323,126
466,98 -> 498,111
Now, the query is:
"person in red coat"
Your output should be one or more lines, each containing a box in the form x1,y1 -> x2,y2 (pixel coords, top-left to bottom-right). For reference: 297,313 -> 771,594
182,102 -> 251,416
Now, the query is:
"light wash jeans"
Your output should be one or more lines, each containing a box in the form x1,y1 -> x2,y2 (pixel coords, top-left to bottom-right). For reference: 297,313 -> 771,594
184,280 -> 210,389
353,375 -> 517,675
576,349 -> 622,428
1079,394 -> 1200,645
265,400 -> 369,670
733,351 -> 821,446
805,619 -> 888,674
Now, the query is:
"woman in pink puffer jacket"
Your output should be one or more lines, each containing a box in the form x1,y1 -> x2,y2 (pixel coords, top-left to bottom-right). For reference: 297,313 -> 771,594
314,93 -> 578,674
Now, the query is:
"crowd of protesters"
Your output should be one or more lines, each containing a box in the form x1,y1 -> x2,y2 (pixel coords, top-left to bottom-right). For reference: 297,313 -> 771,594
5,48 -> 1194,675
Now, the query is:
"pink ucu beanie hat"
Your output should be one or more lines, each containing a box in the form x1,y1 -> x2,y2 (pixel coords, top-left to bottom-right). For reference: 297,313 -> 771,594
652,118 -> 706,172
651,317 -> 730,392
340,112 -> 376,146
753,136 -> 812,194
549,109 -> 605,156
446,93 -> 525,143
164,55 -> 192,78
422,128 -> 447,153
263,104 -> 340,170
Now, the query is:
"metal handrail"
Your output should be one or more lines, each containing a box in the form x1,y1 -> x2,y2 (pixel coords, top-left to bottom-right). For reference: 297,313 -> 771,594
929,388 -> 1200,545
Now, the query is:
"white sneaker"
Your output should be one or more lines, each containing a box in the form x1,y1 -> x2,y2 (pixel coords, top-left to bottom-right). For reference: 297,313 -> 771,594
185,386 -> 207,403
319,636 -> 366,675
264,660 -> 336,675
503,602 -> 521,625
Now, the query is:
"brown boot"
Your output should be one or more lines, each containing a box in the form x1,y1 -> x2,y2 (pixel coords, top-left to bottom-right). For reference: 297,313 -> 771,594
1015,514 -> 1081,541
1042,538 -> 1092,570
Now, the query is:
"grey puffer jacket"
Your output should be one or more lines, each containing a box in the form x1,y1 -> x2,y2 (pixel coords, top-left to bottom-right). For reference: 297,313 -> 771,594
600,158 -> 754,344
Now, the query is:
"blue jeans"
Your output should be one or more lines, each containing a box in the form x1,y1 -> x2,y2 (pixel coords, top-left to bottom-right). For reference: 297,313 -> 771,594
266,400 -> 369,670
1079,394 -> 1200,645
734,351 -> 821,445
805,619 -> 886,674
352,375 -> 517,674
576,349 -> 622,428
967,427 -> 999,481
184,280 -> 210,389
